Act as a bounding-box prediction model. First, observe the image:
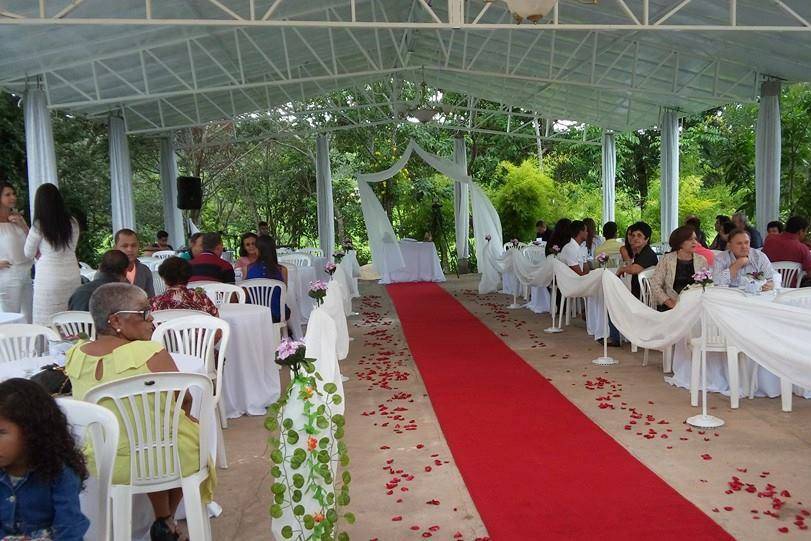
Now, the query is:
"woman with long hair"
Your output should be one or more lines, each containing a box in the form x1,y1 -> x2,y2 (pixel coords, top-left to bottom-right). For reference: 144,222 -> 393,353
545,218 -> 572,257
234,232 -> 259,280
0,181 -> 34,321
24,183 -> 80,325
247,235 -> 291,325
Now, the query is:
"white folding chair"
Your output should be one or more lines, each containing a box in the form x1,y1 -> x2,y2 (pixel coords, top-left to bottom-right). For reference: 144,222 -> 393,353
51,311 -> 96,341
772,261 -> 805,288
152,250 -> 176,261
278,254 -> 312,267
201,283 -> 246,308
0,324 -> 61,362
151,309 -> 207,327
58,398 -> 119,541
300,247 -> 323,257
775,287 -> 811,309
85,373 -> 214,541
241,278 -> 288,339
152,315 -> 230,468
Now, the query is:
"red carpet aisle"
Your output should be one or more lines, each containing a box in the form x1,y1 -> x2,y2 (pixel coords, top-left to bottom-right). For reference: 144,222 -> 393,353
387,282 -> 733,541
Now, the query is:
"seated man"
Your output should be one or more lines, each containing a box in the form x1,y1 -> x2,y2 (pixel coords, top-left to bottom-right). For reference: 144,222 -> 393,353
560,220 -> 589,276
114,228 -> 155,296
712,229 -> 775,290
68,250 -> 129,311
189,232 -> 236,284
766,220 -> 784,237
594,221 -> 623,256
732,212 -> 763,249
143,230 -> 174,255
763,216 -> 811,287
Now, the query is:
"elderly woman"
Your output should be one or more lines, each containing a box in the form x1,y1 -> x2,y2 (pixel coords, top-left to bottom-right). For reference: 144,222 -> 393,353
151,256 -> 219,317
650,226 -> 708,310
65,283 -> 215,541
712,228 -> 776,290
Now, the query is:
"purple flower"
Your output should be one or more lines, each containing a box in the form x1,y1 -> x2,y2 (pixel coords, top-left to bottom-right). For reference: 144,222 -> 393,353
510,238 -> 519,247
309,280 -> 329,292
276,337 -> 305,361
596,252 -> 608,263
324,262 -> 337,275
552,245 -> 560,253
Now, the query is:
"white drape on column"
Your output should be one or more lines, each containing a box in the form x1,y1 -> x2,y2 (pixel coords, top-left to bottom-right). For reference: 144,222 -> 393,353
357,140 -> 502,293
316,135 -> 336,260
23,87 -> 58,216
755,81 -> 782,231
159,136 -> 185,248
660,110 -> 680,242
601,131 -> 616,225
108,115 -> 136,233
453,137 -> 470,260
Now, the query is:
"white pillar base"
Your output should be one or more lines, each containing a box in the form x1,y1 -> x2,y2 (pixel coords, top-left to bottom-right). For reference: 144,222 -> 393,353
686,414 -> 725,429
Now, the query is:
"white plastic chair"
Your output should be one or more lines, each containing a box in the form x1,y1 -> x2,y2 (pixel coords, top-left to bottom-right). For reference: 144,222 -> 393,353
51,311 -> 96,341
152,250 -> 176,260
201,283 -> 246,308
689,296 -> 743,408
151,309 -> 207,327
522,246 -> 546,265
636,267 -> 667,369
152,315 -> 230,468
300,247 -> 323,257
775,287 -> 811,309
57,398 -> 119,541
0,324 -> 61,362
241,278 -> 288,339
85,373 -> 214,541
503,241 -> 527,251
152,270 -> 167,296
79,262 -> 97,281
772,261 -> 805,289
278,254 -> 311,267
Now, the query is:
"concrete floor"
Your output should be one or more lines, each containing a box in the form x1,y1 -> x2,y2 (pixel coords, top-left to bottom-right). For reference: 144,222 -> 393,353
209,275 -> 811,540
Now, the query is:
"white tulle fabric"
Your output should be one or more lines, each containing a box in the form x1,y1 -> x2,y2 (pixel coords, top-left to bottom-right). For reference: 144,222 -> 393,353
323,280 -> 350,361
357,140 -> 502,294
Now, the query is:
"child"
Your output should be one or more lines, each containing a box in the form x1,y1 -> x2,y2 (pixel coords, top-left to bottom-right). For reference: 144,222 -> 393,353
0,379 -> 89,540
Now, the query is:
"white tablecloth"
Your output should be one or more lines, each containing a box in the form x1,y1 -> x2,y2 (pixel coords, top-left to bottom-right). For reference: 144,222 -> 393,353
379,241 -> 445,284
0,312 -> 25,325
284,264 -> 317,327
218,304 -> 281,419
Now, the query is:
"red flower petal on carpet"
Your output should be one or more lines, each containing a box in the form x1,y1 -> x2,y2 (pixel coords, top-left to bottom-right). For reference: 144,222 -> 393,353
391,515 -> 402,521
701,454 -> 712,460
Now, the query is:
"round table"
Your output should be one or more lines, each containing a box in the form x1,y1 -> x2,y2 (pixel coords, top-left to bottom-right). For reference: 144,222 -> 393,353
0,312 -> 25,325
218,304 -> 281,419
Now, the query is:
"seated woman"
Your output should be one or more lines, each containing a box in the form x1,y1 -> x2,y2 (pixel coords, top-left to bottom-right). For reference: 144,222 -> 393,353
246,235 -> 291,324
151,256 -> 219,317
712,228 -> 776,290
650,226 -> 708,310
65,283 -> 215,541
234,232 -> 259,280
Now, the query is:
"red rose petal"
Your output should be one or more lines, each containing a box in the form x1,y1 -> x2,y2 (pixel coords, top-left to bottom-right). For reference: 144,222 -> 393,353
391,515 -> 402,521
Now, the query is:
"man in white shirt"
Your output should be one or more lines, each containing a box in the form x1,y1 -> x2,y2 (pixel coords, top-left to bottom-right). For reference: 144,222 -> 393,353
712,228 -> 775,289
559,220 -> 589,275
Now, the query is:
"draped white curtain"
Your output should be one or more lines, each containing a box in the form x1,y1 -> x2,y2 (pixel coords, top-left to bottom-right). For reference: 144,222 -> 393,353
23,87 -> 58,217
316,135 -> 336,260
660,110 -> 680,242
601,131 -> 616,225
357,140 -> 502,293
755,81 -> 782,231
159,136 -> 185,248
453,137 -> 470,260
108,115 -> 136,233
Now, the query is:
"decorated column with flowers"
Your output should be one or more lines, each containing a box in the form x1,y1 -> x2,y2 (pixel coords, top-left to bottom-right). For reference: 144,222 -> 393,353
309,280 -> 329,307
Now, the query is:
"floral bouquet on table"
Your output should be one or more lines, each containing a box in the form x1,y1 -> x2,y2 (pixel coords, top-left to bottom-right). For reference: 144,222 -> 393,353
510,238 -> 520,248
692,268 -> 713,291
744,271 -> 767,294
551,245 -> 560,254
324,262 -> 337,276
308,280 -> 329,306
595,252 -> 608,268
333,252 -> 345,264
275,337 -> 310,377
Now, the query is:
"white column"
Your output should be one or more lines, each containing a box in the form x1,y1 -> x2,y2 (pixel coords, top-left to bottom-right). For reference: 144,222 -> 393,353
159,135 -> 186,248
315,135 -> 335,259
660,110 -> 680,242
601,130 -> 616,225
453,137 -> 470,260
108,115 -> 136,233
756,80 -> 782,231
23,87 -> 58,217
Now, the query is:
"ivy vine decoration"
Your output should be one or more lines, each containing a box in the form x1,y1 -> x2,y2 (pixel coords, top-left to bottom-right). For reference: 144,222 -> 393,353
266,338 -> 354,540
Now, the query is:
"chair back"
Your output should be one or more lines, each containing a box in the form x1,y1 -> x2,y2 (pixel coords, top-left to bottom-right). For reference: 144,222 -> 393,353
242,278 -> 287,314
300,247 -> 323,257
51,311 -> 96,341
772,261 -> 805,288
278,254 -> 311,267
201,283 -> 246,307
775,287 -> 811,308
151,270 -> 167,296
503,242 -> 527,251
84,373 -> 213,488
151,309 -> 206,327
637,267 -> 657,309
522,246 -> 546,265
151,315 -> 229,407
606,253 -> 623,269
79,262 -> 97,281
0,324 -> 61,362
57,398 -> 119,541
152,250 -> 176,261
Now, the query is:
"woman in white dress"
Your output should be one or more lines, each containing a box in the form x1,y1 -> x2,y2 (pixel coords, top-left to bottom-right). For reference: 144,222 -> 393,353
0,182 -> 34,322
24,184 -> 81,326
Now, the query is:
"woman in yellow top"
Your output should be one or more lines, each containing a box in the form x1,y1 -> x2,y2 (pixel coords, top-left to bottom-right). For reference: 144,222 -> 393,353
65,282 -> 215,541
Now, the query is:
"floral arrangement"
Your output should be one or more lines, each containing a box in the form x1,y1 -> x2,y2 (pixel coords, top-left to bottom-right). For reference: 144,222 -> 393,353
266,350 -> 353,540
325,262 -> 337,276
275,338 -> 310,376
333,252 -> 345,264
692,268 -> 714,291
596,252 -> 608,267
308,280 -> 329,306
551,245 -> 560,253
484,234 -> 491,242
510,238 -> 519,247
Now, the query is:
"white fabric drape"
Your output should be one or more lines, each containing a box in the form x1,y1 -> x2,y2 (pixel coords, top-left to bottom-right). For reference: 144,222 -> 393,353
453,138 -> 470,260
755,81 -> 782,231
108,115 -> 136,233
304,307 -> 345,413
660,110 -> 680,242
323,280 -> 349,360
601,131 -> 616,225
159,136 -> 185,248
316,135 -> 336,261
357,140 -> 502,293
23,88 -> 58,217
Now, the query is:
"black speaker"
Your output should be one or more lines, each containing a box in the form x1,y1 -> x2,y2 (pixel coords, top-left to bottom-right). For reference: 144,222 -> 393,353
177,176 -> 202,210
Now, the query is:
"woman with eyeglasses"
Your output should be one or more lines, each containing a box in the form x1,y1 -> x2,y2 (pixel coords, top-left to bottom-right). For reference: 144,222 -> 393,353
64,283 -> 215,541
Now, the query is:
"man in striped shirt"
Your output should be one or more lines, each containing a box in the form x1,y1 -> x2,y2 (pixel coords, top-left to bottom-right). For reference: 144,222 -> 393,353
188,232 -> 236,284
